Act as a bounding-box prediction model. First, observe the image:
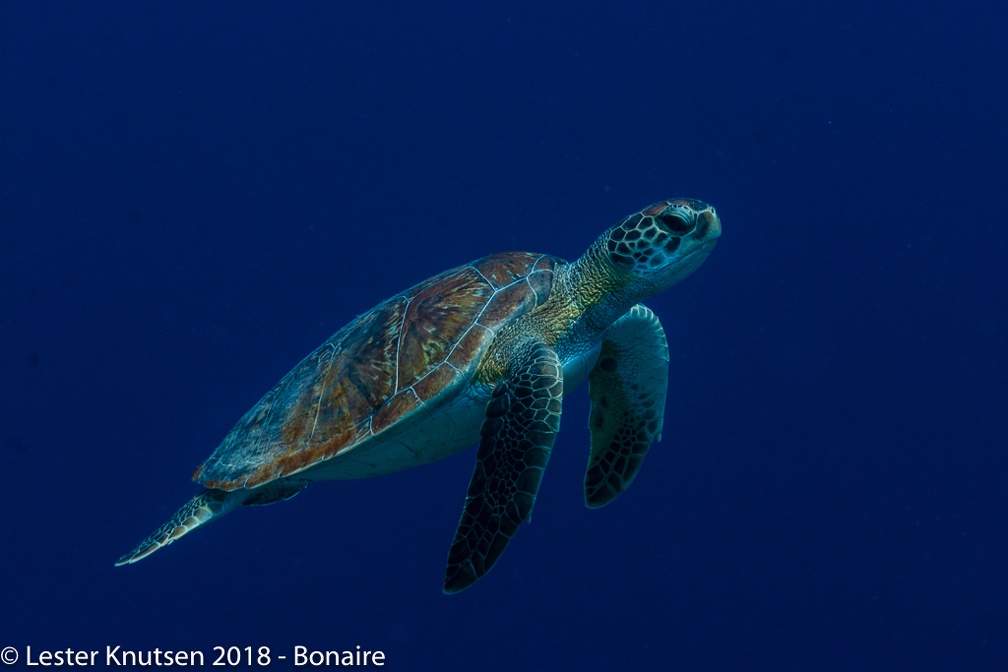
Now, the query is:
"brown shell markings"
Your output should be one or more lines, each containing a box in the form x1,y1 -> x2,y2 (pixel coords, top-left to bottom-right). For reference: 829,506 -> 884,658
192,251 -> 558,490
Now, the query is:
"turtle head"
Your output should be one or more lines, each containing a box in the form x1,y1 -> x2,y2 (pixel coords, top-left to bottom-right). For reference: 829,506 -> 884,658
602,198 -> 721,292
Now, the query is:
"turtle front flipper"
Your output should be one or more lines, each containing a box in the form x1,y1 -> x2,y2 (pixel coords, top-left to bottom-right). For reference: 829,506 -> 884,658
584,304 -> 669,508
115,489 -> 245,566
444,341 -> 563,593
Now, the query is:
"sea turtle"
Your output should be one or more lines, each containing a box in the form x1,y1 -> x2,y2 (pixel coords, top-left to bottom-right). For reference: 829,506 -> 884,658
116,198 -> 721,593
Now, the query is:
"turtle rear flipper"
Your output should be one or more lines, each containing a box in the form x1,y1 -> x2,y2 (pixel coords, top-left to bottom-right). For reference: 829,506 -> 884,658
115,489 -> 244,566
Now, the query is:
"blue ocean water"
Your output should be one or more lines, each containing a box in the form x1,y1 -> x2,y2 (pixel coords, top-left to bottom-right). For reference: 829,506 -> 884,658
2,1 -> 1005,670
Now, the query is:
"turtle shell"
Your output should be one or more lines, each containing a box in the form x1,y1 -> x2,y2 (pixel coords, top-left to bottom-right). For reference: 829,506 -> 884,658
193,251 -> 559,490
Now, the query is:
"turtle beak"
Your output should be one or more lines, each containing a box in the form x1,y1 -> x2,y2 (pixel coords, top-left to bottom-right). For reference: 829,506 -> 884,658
695,208 -> 721,252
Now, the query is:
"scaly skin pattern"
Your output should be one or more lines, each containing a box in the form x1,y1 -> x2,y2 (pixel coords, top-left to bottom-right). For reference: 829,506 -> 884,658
114,489 -> 240,565
444,341 -> 564,593
475,198 -> 720,385
442,199 -> 719,589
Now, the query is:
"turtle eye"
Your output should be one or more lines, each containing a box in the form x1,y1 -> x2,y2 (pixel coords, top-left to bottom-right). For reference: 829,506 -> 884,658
656,213 -> 693,236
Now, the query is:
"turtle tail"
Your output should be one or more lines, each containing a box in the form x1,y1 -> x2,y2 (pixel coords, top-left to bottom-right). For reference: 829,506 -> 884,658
114,489 -> 244,566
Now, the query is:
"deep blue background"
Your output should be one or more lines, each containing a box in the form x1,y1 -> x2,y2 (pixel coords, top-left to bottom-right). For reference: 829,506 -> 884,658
2,2 -> 1006,670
